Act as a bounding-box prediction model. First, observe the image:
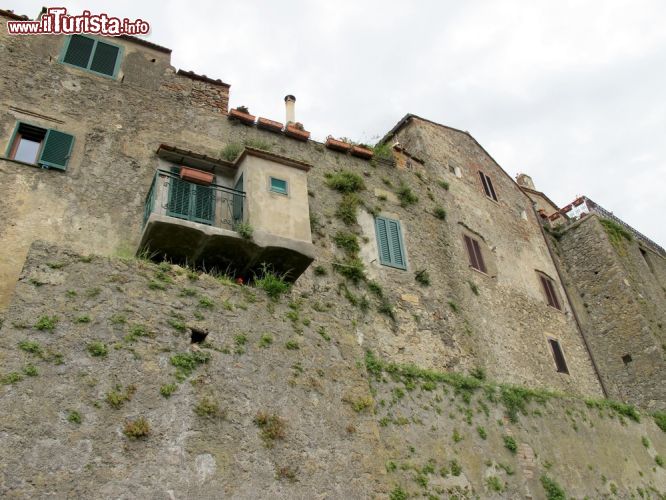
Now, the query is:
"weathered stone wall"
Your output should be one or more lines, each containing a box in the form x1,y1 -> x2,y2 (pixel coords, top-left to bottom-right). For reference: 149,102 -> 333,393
388,117 -> 603,397
0,14 -> 229,307
0,18 -> 605,403
0,242 -> 664,499
553,214 -> 666,410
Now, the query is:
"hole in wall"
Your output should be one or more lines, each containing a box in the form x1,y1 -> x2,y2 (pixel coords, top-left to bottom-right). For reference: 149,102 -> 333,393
150,58 -> 156,63
191,328 -> 208,344
622,354 -> 633,365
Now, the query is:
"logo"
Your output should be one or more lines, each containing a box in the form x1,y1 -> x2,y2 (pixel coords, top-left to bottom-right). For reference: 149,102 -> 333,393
7,7 -> 150,36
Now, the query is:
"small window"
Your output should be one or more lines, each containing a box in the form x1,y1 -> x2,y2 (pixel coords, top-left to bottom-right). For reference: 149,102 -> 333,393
463,235 -> 487,273
62,34 -> 121,78
479,171 -> 498,201
539,274 -> 562,310
6,122 -> 74,170
375,216 -> 407,270
269,177 -> 288,195
622,354 -> 633,365
548,338 -> 569,374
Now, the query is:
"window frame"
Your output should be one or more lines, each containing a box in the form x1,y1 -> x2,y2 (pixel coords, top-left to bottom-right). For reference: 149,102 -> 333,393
478,170 -> 498,202
5,121 -> 74,171
60,34 -> 123,79
463,234 -> 487,274
269,176 -> 289,196
538,272 -> 562,311
547,338 -> 569,374
6,124 -> 45,164
375,215 -> 407,270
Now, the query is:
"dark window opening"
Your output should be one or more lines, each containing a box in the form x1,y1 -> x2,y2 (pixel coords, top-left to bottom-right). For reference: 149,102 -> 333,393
478,171 -> 498,201
9,123 -> 46,164
463,234 -> 487,273
548,339 -> 569,374
539,274 -> 562,310
7,123 -> 74,170
622,354 -> 633,365
190,328 -> 208,344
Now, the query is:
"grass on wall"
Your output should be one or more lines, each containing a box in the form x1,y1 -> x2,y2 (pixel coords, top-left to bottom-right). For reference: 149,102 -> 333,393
600,218 -> 633,251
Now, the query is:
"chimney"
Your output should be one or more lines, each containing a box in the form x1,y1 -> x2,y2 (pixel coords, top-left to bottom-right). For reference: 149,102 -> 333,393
284,95 -> 296,125
516,173 -> 535,190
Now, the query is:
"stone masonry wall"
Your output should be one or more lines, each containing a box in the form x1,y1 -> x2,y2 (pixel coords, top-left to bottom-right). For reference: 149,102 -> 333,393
0,21 -> 605,402
553,214 -> 666,410
0,14 -> 229,308
0,242 -> 664,498
389,118 -> 603,397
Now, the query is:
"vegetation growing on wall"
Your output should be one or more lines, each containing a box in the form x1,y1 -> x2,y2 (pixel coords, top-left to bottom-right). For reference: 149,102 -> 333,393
600,218 -> 633,250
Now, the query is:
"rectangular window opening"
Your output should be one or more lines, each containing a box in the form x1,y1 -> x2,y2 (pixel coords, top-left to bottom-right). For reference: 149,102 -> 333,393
479,171 -> 498,201
464,235 -> 487,273
7,123 -> 74,170
548,339 -> 569,374
62,34 -> 121,77
269,177 -> 288,195
539,275 -> 562,310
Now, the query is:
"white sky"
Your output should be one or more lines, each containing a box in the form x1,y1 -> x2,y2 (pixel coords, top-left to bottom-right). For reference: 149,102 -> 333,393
9,1 -> 666,246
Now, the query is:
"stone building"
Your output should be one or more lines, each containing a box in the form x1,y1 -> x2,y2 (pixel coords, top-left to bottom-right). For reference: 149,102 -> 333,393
1,9 -> 665,499
0,8 -> 663,407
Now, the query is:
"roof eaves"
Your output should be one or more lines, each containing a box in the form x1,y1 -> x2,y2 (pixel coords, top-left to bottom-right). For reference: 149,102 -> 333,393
118,35 -> 171,54
238,147 -> 312,172
156,144 -> 235,169
177,70 -> 230,88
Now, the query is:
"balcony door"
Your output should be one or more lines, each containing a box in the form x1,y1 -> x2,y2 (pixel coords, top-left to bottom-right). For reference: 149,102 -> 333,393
167,171 -> 216,226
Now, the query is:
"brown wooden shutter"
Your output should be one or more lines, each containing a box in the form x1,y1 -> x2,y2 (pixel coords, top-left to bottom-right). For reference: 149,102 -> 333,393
464,235 -> 478,269
479,171 -> 491,197
472,238 -> 487,273
486,175 -> 498,201
548,339 -> 569,373
540,276 -> 554,306
546,279 -> 561,310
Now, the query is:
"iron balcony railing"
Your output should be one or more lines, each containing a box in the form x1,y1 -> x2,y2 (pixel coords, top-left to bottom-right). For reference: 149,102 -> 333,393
143,169 -> 246,229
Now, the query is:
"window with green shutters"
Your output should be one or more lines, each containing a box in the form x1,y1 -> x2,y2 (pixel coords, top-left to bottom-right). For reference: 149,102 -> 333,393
6,122 -> 74,171
375,216 -> 407,270
61,35 -> 122,78
167,173 -> 216,225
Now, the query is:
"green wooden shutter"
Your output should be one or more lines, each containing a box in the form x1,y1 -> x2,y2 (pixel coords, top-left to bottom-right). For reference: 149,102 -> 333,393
375,217 -> 391,264
63,35 -> 94,68
90,41 -> 120,76
375,216 -> 407,270
232,175 -> 244,224
387,219 -> 406,269
167,177 -> 192,220
192,184 -> 215,225
38,129 -> 74,170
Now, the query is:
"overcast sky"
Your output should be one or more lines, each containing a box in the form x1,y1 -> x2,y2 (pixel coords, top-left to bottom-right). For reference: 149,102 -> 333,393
11,1 -> 666,246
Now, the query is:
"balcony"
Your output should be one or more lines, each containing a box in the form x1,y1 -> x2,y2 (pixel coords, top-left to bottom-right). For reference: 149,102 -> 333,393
139,168 -> 315,281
